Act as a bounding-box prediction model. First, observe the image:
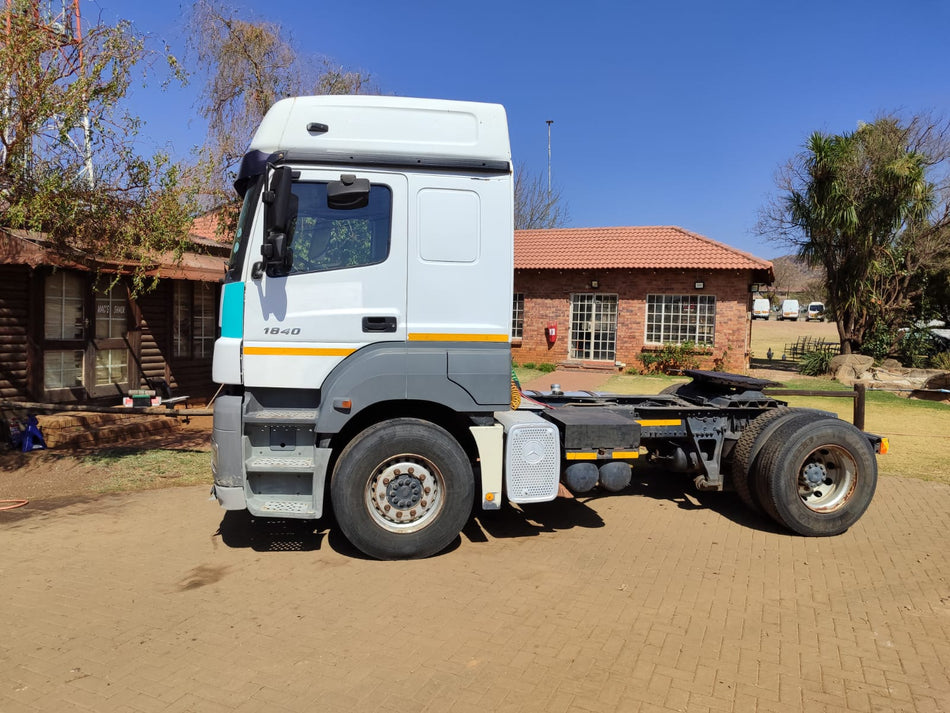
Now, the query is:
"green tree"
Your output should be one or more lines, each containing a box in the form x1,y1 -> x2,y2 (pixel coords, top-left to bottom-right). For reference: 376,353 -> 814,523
761,117 -> 950,354
0,0 -> 200,294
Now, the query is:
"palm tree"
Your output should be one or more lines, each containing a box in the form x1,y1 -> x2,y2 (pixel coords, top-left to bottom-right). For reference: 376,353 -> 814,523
786,119 -> 932,353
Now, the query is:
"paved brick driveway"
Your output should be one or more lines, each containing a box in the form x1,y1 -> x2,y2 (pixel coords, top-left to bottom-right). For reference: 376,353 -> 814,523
2,468 -> 948,713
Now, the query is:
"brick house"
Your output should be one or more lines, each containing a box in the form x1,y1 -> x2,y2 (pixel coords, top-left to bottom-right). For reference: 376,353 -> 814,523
512,227 -> 773,372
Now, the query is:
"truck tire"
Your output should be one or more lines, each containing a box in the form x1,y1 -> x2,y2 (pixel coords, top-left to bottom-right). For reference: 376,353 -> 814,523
730,407 -> 792,513
330,418 -> 474,559
753,417 -> 877,536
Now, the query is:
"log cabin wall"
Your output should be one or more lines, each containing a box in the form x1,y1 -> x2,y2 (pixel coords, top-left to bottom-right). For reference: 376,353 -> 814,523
0,265 -> 32,400
0,268 -> 218,404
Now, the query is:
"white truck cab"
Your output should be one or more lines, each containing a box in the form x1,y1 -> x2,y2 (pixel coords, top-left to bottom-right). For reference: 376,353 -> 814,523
211,96 -> 561,559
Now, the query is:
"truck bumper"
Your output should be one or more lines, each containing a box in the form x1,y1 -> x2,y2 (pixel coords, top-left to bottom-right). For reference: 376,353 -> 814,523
211,484 -> 247,510
211,394 -> 246,510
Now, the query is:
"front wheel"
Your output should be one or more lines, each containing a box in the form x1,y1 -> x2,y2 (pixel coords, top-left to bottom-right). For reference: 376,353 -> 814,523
330,418 -> 474,559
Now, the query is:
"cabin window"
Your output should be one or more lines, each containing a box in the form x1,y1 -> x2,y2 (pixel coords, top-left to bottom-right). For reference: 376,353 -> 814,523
286,182 -> 392,274
44,350 -> 84,389
95,284 -> 128,339
43,272 -> 85,391
174,282 -> 216,359
44,271 -> 85,340
95,348 -> 128,386
91,283 -> 130,394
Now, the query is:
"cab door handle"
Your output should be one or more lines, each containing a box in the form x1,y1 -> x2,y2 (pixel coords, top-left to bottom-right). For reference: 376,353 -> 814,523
362,316 -> 397,333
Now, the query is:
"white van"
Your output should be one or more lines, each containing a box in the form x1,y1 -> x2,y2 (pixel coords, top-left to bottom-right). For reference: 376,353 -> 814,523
752,298 -> 771,320
806,302 -> 825,321
780,299 -> 800,321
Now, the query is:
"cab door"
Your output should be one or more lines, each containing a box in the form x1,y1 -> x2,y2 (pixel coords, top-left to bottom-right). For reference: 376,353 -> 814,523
242,169 -> 407,389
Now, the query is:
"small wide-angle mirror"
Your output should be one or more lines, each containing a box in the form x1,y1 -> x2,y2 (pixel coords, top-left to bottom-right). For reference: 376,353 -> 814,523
327,174 -> 370,210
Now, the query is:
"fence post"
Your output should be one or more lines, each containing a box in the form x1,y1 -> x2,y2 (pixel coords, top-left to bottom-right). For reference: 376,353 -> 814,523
853,383 -> 866,430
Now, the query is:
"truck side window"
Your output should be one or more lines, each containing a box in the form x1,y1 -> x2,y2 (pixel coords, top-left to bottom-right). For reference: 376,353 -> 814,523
287,181 -> 392,274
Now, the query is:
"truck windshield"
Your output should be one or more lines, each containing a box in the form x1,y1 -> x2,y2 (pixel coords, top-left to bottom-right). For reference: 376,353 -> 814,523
225,176 -> 263,282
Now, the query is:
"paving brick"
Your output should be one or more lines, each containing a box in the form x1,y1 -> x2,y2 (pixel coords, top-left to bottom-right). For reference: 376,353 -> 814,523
2,471 -> 949,713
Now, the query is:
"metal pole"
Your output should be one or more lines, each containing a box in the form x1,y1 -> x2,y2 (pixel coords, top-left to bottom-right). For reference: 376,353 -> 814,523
546,119 -> 553,197
72,0 -> 93,187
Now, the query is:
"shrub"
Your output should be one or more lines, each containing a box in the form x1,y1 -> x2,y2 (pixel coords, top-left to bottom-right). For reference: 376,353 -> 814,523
864,321 -> 940,368
863,322 -> 897,362
517,362 -> 556,373
898,327 -> 939,368
931,351 -> 950,371
639,342 -> 702,375
798,349 -> 833,376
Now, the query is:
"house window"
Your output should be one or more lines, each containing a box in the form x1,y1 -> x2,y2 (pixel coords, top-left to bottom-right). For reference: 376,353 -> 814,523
44,272 -> 85,391
95,284 -> 128,339
646,294 -> 716,345
511,293 -> 524,339
95,348 -> 129,386
570,293 -> 618,361
44,272 -> 84,340
92,283 -> 130,392
193,282 -> 216,358
173,283 -> 191,358
44,350 -> 84,389
174,282 -> 216,359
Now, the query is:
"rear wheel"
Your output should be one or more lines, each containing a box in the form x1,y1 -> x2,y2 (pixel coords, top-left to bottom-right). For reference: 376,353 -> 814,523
730,407 -> 792,512
754,417 -> 877,536
330,418 -> 474,559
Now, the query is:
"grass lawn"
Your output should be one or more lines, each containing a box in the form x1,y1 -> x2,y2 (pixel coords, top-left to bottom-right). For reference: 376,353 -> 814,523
80,449 -> 211,493
750,316 -> 839,361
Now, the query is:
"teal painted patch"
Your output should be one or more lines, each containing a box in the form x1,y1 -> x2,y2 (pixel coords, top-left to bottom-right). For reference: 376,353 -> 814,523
220,282 -> 245,339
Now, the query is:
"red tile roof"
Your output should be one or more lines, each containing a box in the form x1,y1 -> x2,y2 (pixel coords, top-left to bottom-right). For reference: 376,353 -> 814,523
0,228 -> 226,282
515,226 -> 772,272
189,211 -> 225,243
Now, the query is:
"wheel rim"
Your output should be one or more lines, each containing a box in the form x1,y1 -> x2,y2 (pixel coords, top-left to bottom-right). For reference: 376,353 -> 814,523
365,454 -> 444,533
797,445 -> 858,513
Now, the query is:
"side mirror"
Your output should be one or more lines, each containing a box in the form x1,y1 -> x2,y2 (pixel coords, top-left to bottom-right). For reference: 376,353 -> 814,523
263,166 -> 294,234
261,166 -> 297,272
328,174 -> 370,210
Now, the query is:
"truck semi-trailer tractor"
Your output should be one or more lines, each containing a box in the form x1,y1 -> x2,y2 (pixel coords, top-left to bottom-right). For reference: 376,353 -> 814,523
210,96 -> 883,559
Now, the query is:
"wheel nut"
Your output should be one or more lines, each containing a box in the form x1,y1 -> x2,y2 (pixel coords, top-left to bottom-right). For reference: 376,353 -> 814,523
410,509 -> 417,517
383,478 -> 390,485
383,504 -> 390,512
408,467 -> 414,474
396,511 -> 403,518
394,469 -> 401,475
424,487 -> 431,494
420,500 -> 427,508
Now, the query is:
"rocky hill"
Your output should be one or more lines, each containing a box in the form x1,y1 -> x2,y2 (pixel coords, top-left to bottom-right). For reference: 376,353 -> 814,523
770,254 -> 825,297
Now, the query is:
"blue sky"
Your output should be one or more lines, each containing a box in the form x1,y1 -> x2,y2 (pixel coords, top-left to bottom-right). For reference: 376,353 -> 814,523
93,0 -> 950,259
